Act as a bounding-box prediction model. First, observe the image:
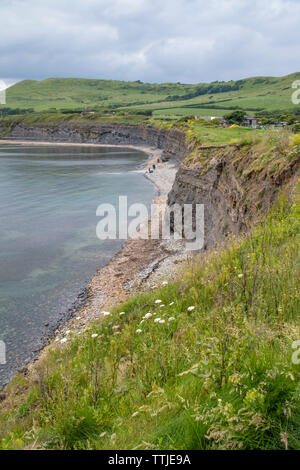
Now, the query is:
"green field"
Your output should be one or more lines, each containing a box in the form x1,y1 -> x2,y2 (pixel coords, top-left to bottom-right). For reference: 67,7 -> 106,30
4,72 -> 300,117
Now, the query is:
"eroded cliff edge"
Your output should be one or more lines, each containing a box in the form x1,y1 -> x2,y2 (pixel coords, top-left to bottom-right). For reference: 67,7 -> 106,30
168,142 -> 300,248
2,121 -> 187,164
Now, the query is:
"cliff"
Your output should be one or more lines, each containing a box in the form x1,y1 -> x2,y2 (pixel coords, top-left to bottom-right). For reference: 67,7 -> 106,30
0,120 -> 187,164
168,141 -> 300,248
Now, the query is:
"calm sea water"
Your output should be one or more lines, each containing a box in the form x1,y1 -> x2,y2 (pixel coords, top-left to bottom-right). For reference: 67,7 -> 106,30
0,144 -> 156,387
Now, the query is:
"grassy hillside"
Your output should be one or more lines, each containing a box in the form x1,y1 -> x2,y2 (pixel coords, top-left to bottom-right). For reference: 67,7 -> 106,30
4,72 -> 300,117
0,135 -> 299,451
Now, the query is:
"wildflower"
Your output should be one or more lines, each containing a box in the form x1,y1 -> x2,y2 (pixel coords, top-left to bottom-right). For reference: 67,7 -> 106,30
143,312 -> 152,319
160,304 -> 165,308
238,274 -> 244,278
136,329 -> 142,334
162,281 -> 168,286
111,433 -> 117,441
169,302 -> 174,306
119,312 -> 126,316
91,333 -> 98,338
60,338 -> 67,344
159,319 -> 165,324
100,432 -> 106,438
155,299 -> 162,304
168,317 -> 175,322
102,311 -> 111,316
76,316 -> 81,320
65,330 -> 71,335
154,318 -> 161,323
131,411 -> 139,417
187,306 -> 195,311
112,325 -> 119,330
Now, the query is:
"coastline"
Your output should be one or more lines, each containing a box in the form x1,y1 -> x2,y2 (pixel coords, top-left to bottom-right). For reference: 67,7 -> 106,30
0,139 -> 186,386
48,145 -> 188,348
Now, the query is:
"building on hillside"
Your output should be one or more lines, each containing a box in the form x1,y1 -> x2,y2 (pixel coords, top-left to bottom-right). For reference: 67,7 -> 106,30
241,115 -> 257,128
210,116 -> 229,127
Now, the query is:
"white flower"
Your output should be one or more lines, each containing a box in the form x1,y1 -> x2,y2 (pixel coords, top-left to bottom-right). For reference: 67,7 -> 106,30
112,325 -> 119,330
144,312 -> 152,319
154,318 -> 161,323
238,273 -> 244,278
162,281 -> 168,286
102,311 -> 111,316
91,333 -> 98,338
65,330 -> 71,335
140,319 -> 144,324
159,319 -> 165,324
168,317 -> 175,322
60,338 -> 67,344
76,316 -> 81,320
169,302 -> 174,306
131,411 -> 139,417
155,299 -> 162,304
136,329 -> 142,334
187,306 -> 195,311
119,311 -> 126,316
100,432 -> 106,438
160,304 -> 165,308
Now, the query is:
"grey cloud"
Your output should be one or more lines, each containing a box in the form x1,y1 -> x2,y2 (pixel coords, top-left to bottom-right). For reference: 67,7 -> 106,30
0,0 -> 299,84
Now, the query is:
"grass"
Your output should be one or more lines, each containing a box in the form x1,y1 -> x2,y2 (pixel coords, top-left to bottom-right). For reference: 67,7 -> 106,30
180,120 -> 265,146
4,72 -> 300,115
1,184 -> 299,450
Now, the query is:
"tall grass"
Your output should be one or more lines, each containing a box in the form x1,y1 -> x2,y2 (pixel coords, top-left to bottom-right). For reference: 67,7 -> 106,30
0,186 -> 299,450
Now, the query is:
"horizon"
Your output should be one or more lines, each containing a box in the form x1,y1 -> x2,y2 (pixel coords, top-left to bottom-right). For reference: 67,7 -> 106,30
7,70 -> 300,89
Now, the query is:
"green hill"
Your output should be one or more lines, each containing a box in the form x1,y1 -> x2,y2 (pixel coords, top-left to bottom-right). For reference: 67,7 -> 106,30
5,72 -> 300,117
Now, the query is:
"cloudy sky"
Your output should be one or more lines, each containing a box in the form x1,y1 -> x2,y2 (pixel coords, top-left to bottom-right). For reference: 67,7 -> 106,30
1,0 -> 299,85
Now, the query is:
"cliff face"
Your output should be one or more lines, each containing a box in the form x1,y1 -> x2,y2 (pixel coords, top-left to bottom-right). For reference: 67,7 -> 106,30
4,122 -> 187,164
168,144 -> 300,248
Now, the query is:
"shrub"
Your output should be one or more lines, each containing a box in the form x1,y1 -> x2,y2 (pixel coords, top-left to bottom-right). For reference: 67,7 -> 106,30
290,134 -> 300,147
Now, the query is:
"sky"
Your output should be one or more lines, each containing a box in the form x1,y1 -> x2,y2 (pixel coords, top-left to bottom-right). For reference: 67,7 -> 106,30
0,0 -> 300,86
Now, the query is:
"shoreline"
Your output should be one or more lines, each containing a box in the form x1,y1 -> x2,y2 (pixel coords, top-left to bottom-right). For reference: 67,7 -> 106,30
0,139 -> 164,159
0,139 -> 186,388
47,146 -> 187,347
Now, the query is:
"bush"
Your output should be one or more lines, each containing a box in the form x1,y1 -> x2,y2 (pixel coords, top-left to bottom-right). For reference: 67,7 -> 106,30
291,134 -> 300,147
